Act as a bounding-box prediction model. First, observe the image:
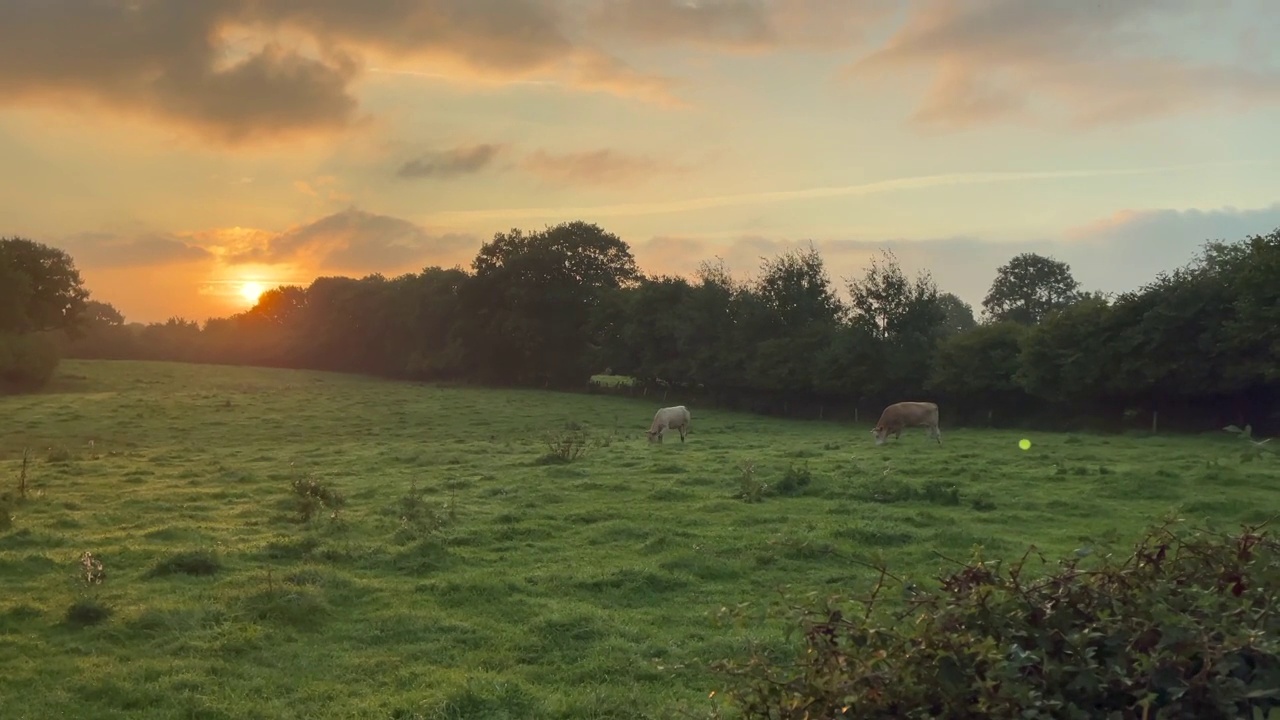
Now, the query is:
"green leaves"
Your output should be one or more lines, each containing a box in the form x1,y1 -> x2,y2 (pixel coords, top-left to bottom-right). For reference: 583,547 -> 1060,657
712,518 -> 1280,719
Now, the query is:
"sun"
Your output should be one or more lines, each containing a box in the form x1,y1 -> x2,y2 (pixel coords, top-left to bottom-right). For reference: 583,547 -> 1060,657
239,281 -> 266,305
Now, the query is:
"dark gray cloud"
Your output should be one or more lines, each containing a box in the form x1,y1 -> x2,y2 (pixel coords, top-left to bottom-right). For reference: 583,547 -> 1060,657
0,0 -> 681,143
396,144 -> 505,179
0,0 -> 361,143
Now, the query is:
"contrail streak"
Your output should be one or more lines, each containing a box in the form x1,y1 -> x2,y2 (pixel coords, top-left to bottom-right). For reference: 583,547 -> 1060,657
419,160 -> 1270,222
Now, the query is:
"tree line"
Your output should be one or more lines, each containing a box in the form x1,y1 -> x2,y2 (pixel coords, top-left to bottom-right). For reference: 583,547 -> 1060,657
3,221 -> 1278,433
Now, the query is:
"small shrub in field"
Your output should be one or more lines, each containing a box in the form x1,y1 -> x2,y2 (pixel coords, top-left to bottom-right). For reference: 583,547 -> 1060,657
393,481 -> 457,543
146,549 -> 222,578
918,479 -> 960,506
79,551 -> 105,585
65,551 -> 109,627
540,427 -> 593,464
0,332 -> 60,392
1224,424 -> 1273,463
290,474 -> 345,523
46,446 -> 73,464
774,463 -> 813,496
737,461 -> 767,503
711,516 -> 1280,719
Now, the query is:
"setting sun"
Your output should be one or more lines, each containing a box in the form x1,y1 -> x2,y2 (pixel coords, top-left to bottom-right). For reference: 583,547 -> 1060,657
239,281 -> 266,305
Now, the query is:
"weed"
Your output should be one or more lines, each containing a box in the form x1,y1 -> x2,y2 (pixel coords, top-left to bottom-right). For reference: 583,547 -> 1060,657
46,446 -> 72,464
17,446 -> 29,499
80,550 -> 105,585
736,461 -> 767,503
1224,423 -> 1274,463
393,480 -> 458,544
540,427 -> 594,464
289,473 -> 346,523
774,462 -> 814,496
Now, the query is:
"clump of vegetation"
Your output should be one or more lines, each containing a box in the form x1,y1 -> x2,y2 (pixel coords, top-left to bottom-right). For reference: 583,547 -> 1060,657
737,461 -> 767,503
1225,424 -> 1273,463
65,550 -> 110,627
711,516 -> 1280,719
79,550 -> 105,585
17,446 -> 29,499
45,446 -> 73,464
773,462 -> 813,496
539,425 -> 594,464
855,476 -> 968,507
392,480 -> 458,543
290,474 -> 346,523
145,548 -> 222,578
736,461 -> 815,502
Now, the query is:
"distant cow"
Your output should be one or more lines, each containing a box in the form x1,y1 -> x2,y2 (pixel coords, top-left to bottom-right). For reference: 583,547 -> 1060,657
872,401 -> 941,446
647,405 -> 691,443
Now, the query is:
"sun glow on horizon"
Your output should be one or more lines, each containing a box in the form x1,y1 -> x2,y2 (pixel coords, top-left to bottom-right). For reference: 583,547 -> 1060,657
239,281 -> 266,305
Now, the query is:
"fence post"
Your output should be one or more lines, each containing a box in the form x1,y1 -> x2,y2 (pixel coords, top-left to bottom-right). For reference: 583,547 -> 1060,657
1152,410 -> 1158,435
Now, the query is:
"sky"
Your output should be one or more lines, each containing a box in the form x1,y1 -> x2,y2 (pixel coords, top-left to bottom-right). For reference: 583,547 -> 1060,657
3,0 -> 1280,324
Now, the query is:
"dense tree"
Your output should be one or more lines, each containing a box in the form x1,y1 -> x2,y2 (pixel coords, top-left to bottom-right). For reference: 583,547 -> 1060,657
0,236 -> 89,334
37,221 -> 1280,434
460,221 -> 641,387
982,252 -> 1080,325
936,292 -> 978,337
929,321 -> 1031,424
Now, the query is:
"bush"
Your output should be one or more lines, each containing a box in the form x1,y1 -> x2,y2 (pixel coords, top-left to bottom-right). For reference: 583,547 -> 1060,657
0,332 -> 60,392
711,516 -> 1280,719
290,474 -> 346,523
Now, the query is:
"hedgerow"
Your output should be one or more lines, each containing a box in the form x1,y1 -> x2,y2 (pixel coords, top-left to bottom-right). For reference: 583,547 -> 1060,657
711,515 -> 1280,719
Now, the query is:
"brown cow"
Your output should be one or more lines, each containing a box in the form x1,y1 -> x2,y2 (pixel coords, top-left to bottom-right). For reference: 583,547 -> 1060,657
871,401 -> 941,446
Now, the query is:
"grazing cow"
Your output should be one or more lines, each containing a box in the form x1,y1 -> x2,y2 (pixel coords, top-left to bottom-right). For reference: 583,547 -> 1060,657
647,405 -> 691,443
871,401 -> 941,446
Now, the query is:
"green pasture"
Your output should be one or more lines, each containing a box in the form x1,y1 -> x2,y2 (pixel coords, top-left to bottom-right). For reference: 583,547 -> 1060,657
0,360 -> 1273,719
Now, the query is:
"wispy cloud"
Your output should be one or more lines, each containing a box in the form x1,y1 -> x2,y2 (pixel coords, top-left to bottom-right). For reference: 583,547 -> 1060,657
422,160 -> 1270,222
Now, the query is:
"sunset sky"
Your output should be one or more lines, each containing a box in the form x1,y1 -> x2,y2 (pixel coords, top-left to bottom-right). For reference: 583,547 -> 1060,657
3,0 -> 1280,323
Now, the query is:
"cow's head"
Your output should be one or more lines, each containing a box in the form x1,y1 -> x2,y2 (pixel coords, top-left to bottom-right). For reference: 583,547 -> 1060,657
646,429 -> 661,443
871,425 -> 889,446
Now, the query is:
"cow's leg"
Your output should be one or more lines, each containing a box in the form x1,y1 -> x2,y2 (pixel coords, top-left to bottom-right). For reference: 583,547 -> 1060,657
932,424 -> 942,444
679,425 -> 686,442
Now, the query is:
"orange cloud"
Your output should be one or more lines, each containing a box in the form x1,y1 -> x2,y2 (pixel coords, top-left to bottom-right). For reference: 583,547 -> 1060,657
844,0 -> 1280,130
59,232 -> 213,269
222,208 -> 478,273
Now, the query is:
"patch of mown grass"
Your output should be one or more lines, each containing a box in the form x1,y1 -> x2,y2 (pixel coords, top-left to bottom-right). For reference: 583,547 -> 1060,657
0,359 -> 1274,718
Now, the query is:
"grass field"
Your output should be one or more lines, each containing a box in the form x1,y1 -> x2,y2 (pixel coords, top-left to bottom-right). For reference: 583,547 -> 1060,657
1,360 -> 1275,719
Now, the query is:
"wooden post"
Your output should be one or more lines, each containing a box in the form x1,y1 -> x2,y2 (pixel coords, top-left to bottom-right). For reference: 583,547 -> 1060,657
1152,410 -> 1158,435
854,407 -> 859,424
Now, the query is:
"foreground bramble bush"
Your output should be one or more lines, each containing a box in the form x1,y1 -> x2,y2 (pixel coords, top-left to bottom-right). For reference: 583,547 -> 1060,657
711,516 -> 1280,720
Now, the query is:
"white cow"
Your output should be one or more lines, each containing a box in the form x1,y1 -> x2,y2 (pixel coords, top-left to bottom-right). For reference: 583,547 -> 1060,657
646,405 -> 691,443
871,401 -> 942,446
